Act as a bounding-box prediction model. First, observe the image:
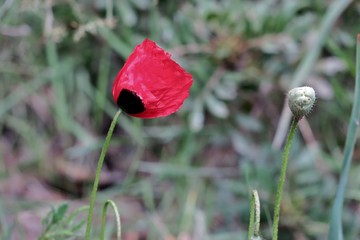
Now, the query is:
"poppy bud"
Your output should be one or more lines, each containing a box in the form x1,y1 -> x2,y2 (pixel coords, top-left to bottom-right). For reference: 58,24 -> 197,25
288,86 -> 316,119
112,39 -> 193,118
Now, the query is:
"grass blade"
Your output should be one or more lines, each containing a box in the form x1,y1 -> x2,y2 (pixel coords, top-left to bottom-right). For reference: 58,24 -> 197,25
0,74 -> 49,119
97,27 -> 132,58
328,34 -> 360,240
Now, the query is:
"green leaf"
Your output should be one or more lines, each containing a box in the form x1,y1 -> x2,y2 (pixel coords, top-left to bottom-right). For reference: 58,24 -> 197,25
205,95 -> 229,118
190,100 -> 205,132
53,203 -> 69,224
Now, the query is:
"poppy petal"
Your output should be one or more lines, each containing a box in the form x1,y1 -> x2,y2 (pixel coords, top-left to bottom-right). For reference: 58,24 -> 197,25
112,39 -> 193,118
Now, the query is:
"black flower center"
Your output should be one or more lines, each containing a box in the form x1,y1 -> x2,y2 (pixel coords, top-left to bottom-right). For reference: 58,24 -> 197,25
117,89 -> 145,114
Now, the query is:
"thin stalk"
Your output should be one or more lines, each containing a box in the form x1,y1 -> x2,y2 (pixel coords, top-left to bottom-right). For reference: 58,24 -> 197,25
100,200 -> 121,240
248,190 -> 261,240
85,109 -> 122,240
272,118 -> 298,240
253,190 -> 260,237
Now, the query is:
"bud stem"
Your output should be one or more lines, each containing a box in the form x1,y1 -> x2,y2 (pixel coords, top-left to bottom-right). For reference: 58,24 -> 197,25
272,118 -> 299,240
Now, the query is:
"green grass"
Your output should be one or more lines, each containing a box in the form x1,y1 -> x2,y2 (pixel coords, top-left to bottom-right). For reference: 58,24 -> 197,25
329,33 -> 360,240
0,0 -> 359,239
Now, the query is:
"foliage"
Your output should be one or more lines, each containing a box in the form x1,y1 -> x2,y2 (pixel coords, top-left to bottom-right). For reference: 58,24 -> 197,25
39,203 -> 87,240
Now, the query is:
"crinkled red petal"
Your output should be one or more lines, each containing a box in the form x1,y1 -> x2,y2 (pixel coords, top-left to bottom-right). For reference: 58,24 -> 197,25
112,39 -> 193,118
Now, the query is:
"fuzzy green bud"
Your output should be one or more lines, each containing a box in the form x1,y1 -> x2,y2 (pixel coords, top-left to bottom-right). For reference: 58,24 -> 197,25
288,86 -> 316,119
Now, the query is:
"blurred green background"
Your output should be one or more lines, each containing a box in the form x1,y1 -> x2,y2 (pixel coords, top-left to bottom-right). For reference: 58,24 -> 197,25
1,0 -> 360,239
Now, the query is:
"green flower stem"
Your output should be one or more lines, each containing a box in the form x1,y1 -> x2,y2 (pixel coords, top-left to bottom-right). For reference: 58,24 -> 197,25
248,190 -> 261,240
85,109 -> 122,240
101,200 -> 121,240
272,118 -> 298,240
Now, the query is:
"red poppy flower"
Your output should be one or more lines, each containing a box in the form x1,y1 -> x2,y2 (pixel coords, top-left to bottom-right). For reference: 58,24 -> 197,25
112,39 -> 193,118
